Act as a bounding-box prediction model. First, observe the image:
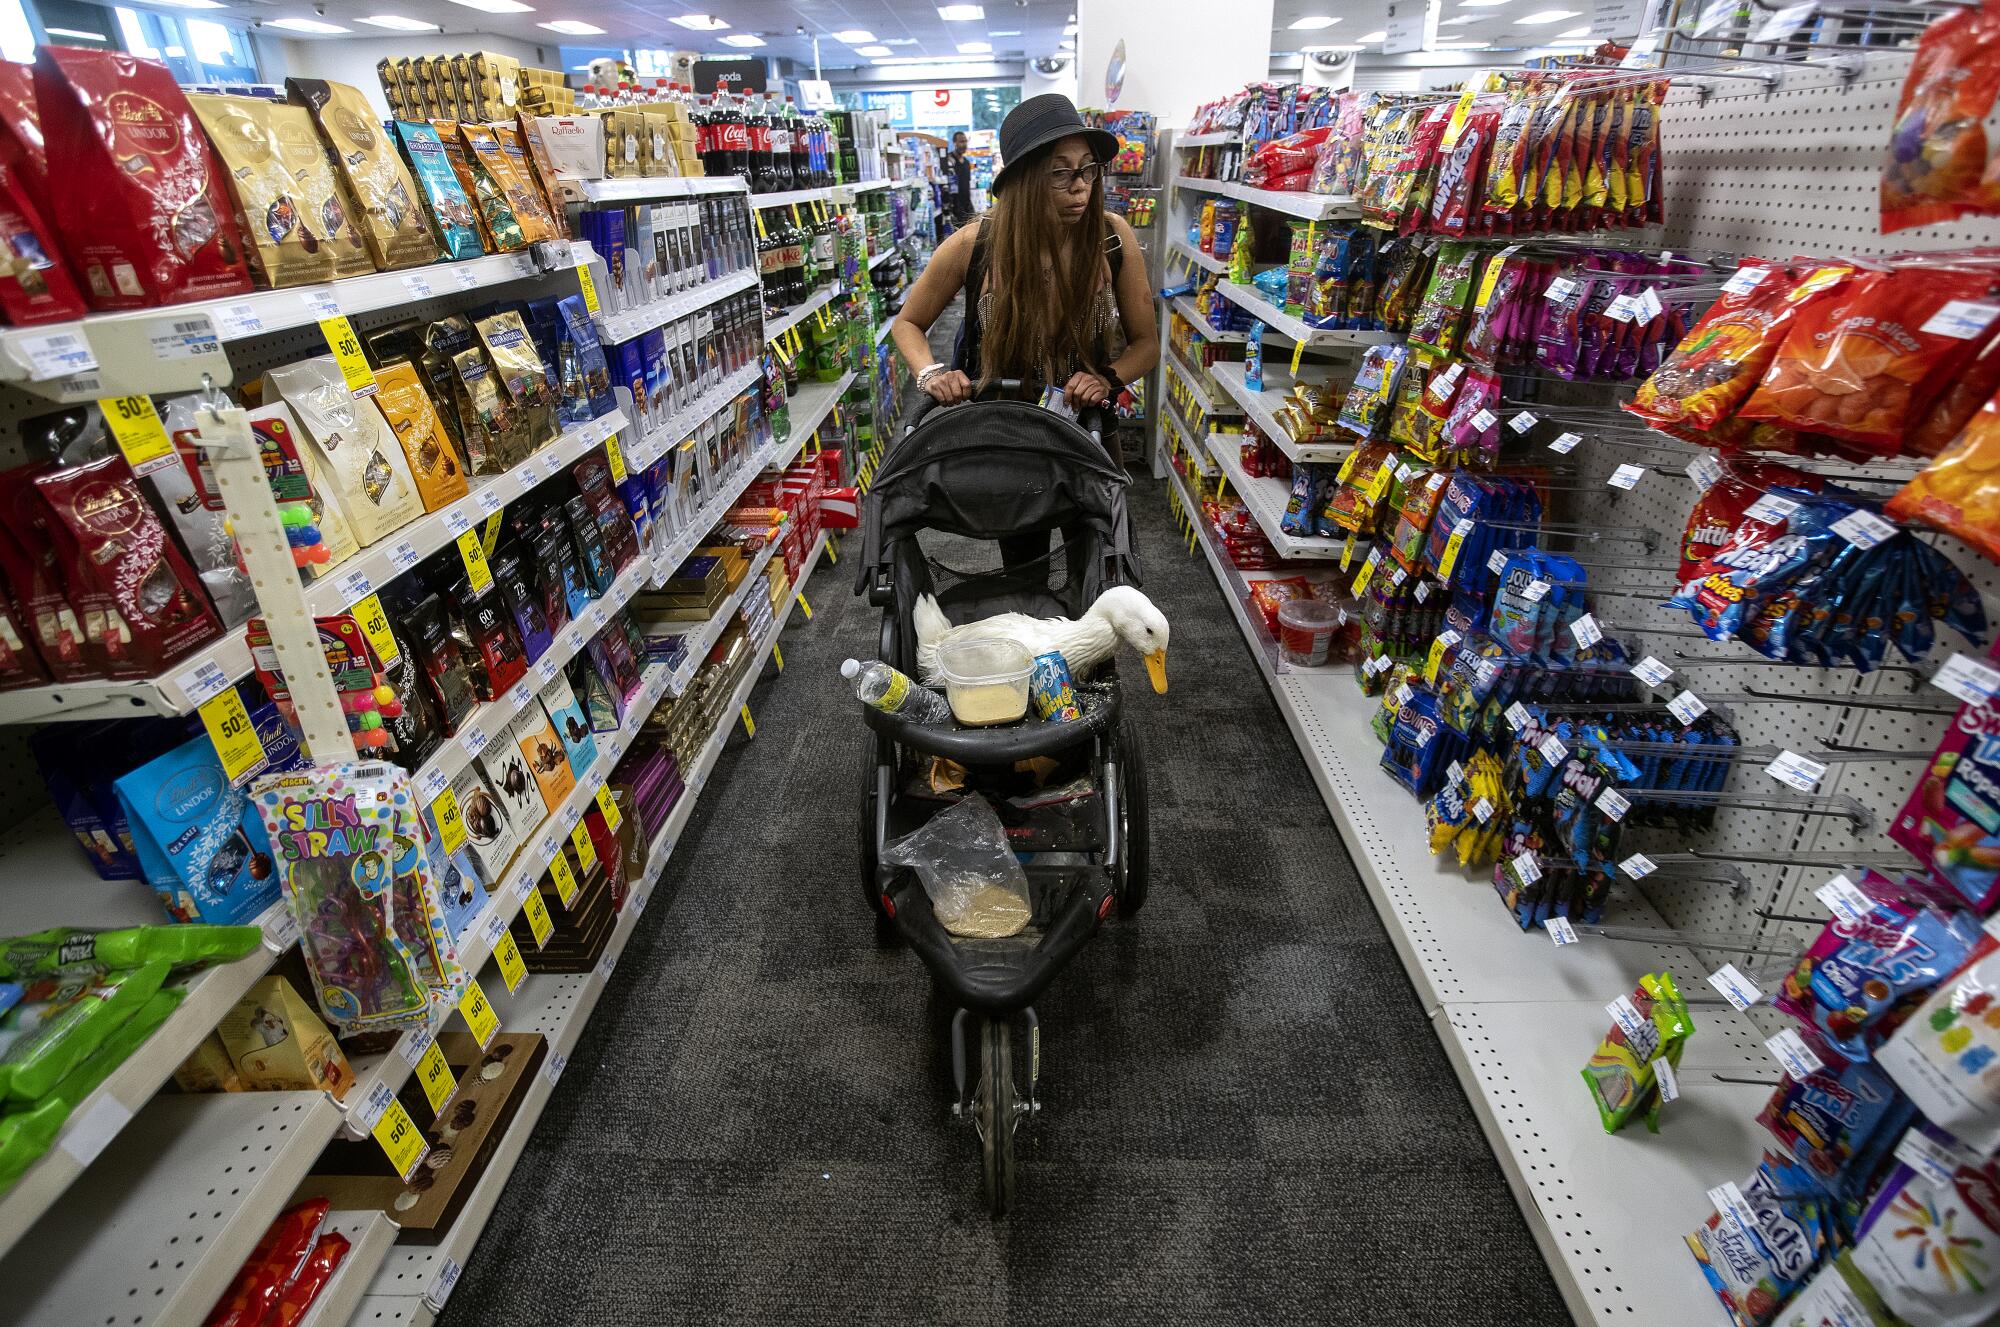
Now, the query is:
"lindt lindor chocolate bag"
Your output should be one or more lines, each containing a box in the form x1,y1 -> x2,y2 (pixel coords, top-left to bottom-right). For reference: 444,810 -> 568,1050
189,93 -> 371,289
370,359 -> 467,512
285,78 -> 439,271
0,461 -> 87,679
266,356 -> 426,546
33,47 -> 252,309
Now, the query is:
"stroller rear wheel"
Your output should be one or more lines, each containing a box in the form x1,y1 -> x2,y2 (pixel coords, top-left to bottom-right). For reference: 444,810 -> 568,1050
975,1019 -> 1017,1218
1113,716 -> 1150,917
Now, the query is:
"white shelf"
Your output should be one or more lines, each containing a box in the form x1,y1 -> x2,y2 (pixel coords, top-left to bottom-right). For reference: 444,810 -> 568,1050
778,371 -> 855,469
867,248 -> 892,271
624,363 -> 762,472
592,267 -> 758,346
1207,361 -> 1357,464
764,283 -> 840,344
1169,173 -> 1359,221
1212,281 -> 1400,348
0,1091 -> 343,1327
874,319 -> 893,346
0,244 -> 596,400
0,628 -> 257,723
751,185 -> 834,210
1175,132 -> 1235,147
1159,404 -> 1218,477
352,531 -> 831,1327
1163,349 -> 1238,418
574,174 -> 748,204
1170,293 -> 1244,343
304,411 -> 629,621
1166,238 -> 1228,276
840,180 -> 892,195
1203,430 -> 1345,561
296,1211 -> 398,1327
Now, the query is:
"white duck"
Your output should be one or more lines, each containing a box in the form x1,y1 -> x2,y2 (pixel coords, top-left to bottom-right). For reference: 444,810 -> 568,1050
912,585 -> 1171,694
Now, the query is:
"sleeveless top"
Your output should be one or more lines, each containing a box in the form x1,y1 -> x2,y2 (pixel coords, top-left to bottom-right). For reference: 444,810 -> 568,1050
953,225 -> 1125,384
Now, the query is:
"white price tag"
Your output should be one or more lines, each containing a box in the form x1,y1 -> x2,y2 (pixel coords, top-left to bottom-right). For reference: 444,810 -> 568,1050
1686,453 -> 1724,492
1831,509 -> 1897,549
1389,566 -> 1408,587
1505,701 -> 1531,732
1631,655 -> 1674,687
1604,294 -> 1638,324
1540,733 -> 1570,765
334,568 -> 372,604
1668,690 -> 1708,725
1923,300 -> 2000,340
1765,749 -> 1828,792
1693,0 -> 1737,34
1549,431 -> 1583,455
176,658 -> 232,706
1934,652 -> 2000,707
442,510 -> 472,537
1515,851 -> 1545,885
1488,550 -> 1510,575
1608,463 -> 1646,490
1753,0 -> 1814,39
633,889 -> 649,915
1722,265 -> 1771,296
1633,286 -> 1664,323
1710,1182 -> 1765,1241
563,804 -> 583,831
538,655 -> 561,684
428,1258 -> 462,1312
389,540 -> 421,573
512,871 -> 534,900
1471,796 -> 1494,824
1394,461 -> 1417,485
1620,852 -> 1657,880
1744,493 -> 1801,524
483,912 -> 507,946
401,273 -> 435,299
1620,31 -> 1660,66
300,288 -> 341,319
1544,915 -> 1578,945
1393,681 -> 1414,708
1447,760 -> 1466,788
508,680 -> 533,711
19,330 -> 96,378
1766,1027 -> 1826,1080
1597,786 -> 1631,821
1543,276 -> 1577,303
1522,579 -> 1552,603
1707,962 -> 1764,1012
1509,411 -> 1540,434
476,488 -> 506,516
1606,995 -> 1650,1041
401,1022 -> 436,1064
1895,1129 -> 1970,1189
1652,1056 -> 1681,1103
1570,613 -> 1603,649
455,266 -> 482,291
461,725 -> 491,757
355,1079 -> 396,1131
148,315 -> 219,361
215,303 -> 265,338
1470,408 -> 1498,433
597,949 -> 618,980
544,1051 -> 568,1085
1414,580 -> 1430,603
418,766 -> 449,801
1816,874 -> 1874,924
589,603 -> 610,629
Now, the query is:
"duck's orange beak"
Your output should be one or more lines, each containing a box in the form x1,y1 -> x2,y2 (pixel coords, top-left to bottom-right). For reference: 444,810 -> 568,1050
1145,649 -> 1168,694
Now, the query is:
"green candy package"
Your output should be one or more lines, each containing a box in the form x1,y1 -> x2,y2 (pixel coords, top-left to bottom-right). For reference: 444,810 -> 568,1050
0,959 -> 169,1104
1582,971 -> 1692,1133
0,986 -> 183,1192
0,925 -> 261,981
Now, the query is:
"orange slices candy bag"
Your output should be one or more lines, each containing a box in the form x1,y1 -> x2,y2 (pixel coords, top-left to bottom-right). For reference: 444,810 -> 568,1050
1737,266 -> 1998,454
1883,4 -> 2000,233
1627,262 -> 1836,434
1887,386 -> 2000,564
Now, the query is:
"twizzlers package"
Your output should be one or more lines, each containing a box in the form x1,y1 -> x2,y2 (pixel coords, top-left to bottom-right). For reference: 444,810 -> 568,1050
32,47 -> 251,309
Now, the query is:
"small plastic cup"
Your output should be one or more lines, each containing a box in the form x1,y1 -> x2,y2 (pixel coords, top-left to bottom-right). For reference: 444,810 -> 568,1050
935,637 -> 1034,726
1277,598 -> 1342,667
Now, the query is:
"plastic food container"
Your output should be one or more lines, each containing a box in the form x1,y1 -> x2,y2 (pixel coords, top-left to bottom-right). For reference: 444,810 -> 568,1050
1277,598 -> 1342,667
935,637 -> 1033,726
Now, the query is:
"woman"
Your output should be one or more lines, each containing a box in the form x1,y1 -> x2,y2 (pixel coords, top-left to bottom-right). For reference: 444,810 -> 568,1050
891,95 -> 1160,455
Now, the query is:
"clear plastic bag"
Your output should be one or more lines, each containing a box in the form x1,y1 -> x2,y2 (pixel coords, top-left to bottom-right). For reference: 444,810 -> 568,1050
880,796 -> 1032,938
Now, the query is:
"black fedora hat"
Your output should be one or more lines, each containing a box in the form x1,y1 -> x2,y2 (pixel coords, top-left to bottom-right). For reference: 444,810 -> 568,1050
991,93 -> 1119,194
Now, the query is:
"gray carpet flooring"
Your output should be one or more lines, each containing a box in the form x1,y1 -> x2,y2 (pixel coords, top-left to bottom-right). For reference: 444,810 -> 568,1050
439,364 -> 1569,1326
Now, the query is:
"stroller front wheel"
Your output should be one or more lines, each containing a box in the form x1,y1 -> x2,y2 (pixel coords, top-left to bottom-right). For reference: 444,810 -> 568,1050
975,1019 -> 1018,1218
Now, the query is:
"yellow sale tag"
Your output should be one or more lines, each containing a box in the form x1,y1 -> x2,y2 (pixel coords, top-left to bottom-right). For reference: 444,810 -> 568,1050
372,1098 -> 428,1179
456,528 -> 493,594
593,784 -> 622,833
1473,257 -> 1506,312
790,203 -> 802,227
1336,448 -> 1361,484
458,977 -> 498,1048
740,704 -> 756,738
522,889 -> 554,949
548,849 -> 580,908
772,644 -> 784,672
576,264 -> 602,315
1438,525 -> 1470,583
319,315 -> 378,397
1351,550 -> 1380,599
1425,635 -> 1452,686
415,1040 -> 457,1113
1290,335 -> 1307,377
753,209 -> 768,238
1440,84 -> 1480,151
430,787 -> 468,857
797,594 -> 813,620
198,688 -> 268,787
352,592 -> 401,667
1364,460 -> 1395,504
494,932 -> 527,993
1340,533 -> 1357,572
99,395 -> 177,476
604,432 -> 628,485
480,513 -> 501,560
570,822 -> 597,874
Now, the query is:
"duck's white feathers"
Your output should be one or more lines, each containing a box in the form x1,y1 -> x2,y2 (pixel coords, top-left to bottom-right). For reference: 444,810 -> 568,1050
912,594 -> 1119,683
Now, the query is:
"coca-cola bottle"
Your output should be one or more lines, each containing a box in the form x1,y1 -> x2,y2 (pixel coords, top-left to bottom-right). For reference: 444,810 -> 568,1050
695,92 -> 717,174
718,89 -> 751,184
768,96 -> 793,192
747,92 -> 774,193
785,97 -> 810,192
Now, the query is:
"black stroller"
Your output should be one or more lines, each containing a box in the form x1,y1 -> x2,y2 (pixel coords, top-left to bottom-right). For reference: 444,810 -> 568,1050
855,389 -> 1149,1217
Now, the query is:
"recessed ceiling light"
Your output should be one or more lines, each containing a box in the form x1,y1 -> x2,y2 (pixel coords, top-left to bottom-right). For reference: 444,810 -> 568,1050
1439,15 -> 1483,25
1355,28 -> 1386,41
268,17 -> 347,32
719,32 -> 764,45
43,25 -> 106,38
991,28 -> 1020,35
884,37 -> 917,44
831,28 -> 873,41
1557,24 -> 1593,35
358,14 -> 440,29
1288,14 -> 1337,27
669,13 -> 728,29
957,39 -> 990,52
936,4 -> 983,19
855,43 -> 891,55
538,18 -> 604,34
149,0 -> 228,9
1518,8 -> 1578,20
446,0 -> 534,12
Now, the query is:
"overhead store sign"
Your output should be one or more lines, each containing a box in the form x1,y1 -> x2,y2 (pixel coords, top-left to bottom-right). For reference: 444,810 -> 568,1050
911,88 -> 971,128
693,57 -> 767,96
1384,0 -> 1440,52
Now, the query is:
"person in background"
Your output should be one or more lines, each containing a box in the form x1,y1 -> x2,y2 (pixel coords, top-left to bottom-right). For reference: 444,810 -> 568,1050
947,130 -> 975,226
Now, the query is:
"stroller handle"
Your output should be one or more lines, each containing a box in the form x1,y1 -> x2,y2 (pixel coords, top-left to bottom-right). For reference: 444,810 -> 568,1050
904,375 -> 1113,441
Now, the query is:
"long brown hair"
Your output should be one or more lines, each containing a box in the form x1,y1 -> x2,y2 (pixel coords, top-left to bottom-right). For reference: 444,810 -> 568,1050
975,142 -> 1108,389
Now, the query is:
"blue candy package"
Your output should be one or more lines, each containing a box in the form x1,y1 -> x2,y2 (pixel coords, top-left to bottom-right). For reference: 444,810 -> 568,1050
537,672 -> 598,778
395,120 -> 484,260
1244,321 -> 1264,393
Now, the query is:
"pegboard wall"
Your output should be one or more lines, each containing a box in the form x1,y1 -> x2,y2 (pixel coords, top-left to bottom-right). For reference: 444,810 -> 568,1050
1548,50 -> 2000,975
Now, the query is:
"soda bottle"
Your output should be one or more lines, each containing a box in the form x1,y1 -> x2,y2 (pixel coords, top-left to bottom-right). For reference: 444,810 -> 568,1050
785,97 -> 810,192
724,90 -> 752,184
746,91 -> 773,193
695,92 -> 716,174
768,95 -> 793,191
842,659 -> 953,724
782,215 -> 806,303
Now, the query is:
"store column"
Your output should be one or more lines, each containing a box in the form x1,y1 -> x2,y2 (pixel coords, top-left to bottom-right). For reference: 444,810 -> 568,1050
1075,0 -> 1273,122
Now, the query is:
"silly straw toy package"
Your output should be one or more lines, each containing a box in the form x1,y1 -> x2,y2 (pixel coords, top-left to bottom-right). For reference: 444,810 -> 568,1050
251,762 -> 462,1031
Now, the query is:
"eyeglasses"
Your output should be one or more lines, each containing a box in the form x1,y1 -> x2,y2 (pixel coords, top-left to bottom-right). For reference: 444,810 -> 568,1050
1047,162 -> 1103,190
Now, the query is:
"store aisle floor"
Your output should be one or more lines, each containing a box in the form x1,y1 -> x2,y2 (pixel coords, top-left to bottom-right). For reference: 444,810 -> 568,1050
442,400 -> 1568,1326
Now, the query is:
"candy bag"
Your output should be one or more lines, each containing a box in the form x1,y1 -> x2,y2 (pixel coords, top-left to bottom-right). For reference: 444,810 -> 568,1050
0,958 -> 169,1102
1888,386 -> 2000,562
1878,934 -> 2000,1155
0,924 -> 260,980
1882,3 -> 2000,233
1846,1133 -> 2000,1327
1758,1058 -> 1915,1205
1582,971 -> 1692,1133
1336,343 -> 1408,439
202,1198 -> 329,1327
1631,264 -> 1846,435
1891,659 -> 2000,909
1688,1153 -> 1841,1327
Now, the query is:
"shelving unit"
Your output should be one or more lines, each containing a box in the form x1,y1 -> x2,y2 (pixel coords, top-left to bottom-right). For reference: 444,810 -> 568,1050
1159,403 -> 1218,478
591,267 -> 758,347
1169,293 -> 1244,343
623,363 -> 763,472
1211,281 -> 1396,348
764,284 -> 839,344
1206,362 -> 1355,464
1167,173 -> 1359,221
1203,431 -> 1344,560
574,175 -> 749,205
750,185 -> 834,210
777,371 -> 857,469
1163,348 -> 1237,419
1167,238 -> 1227,276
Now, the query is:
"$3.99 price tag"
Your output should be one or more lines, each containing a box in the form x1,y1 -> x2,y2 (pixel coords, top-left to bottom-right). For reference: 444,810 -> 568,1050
458,978 -> 499,1048
415,1039 -> 457,1113
456,528 -> 494,594
318,314 -> 378,397
98,395 -> 178,476
198,688 -> 268,787
493,932 -> 527,993
372,1097 -> 428,1179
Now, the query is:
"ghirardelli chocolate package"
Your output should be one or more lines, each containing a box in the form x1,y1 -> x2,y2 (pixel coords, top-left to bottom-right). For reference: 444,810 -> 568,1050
33,47 -> 251,309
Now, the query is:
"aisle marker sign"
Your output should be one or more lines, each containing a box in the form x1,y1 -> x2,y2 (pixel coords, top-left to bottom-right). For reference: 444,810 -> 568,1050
100,395 -> 178,476
494,932 -> 527,993
199,688 -> 269,787
458,978 -> 499,1048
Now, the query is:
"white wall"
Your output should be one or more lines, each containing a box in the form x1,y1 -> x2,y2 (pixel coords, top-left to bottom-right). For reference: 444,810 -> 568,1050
274,33 -> 551,119
1076,0 -> 1273,123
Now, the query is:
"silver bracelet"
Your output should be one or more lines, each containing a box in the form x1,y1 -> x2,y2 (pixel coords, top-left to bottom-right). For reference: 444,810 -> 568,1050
916,362 -> 947,385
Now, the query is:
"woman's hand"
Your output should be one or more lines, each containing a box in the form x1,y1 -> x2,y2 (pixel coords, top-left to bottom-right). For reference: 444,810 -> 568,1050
1064,371 -> 1116,408
921,369 -> 974,404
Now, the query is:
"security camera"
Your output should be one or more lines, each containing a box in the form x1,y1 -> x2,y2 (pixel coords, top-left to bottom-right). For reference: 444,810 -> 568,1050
1033,55 -> 1070,73
795,23 -> 805,33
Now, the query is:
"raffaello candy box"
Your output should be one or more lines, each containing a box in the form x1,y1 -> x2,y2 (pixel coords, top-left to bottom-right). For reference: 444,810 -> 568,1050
1891,641 -> 2000,912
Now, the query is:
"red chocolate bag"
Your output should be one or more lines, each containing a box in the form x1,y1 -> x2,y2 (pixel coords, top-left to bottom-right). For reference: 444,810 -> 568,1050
269,1232 -> 350,1327
203,1198 -> 329,1327
0,60 -> 83,325
32,453 -> 220,676
33,46 -> 251,309
0,461 -> 88,679
0,59 -> 49,208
